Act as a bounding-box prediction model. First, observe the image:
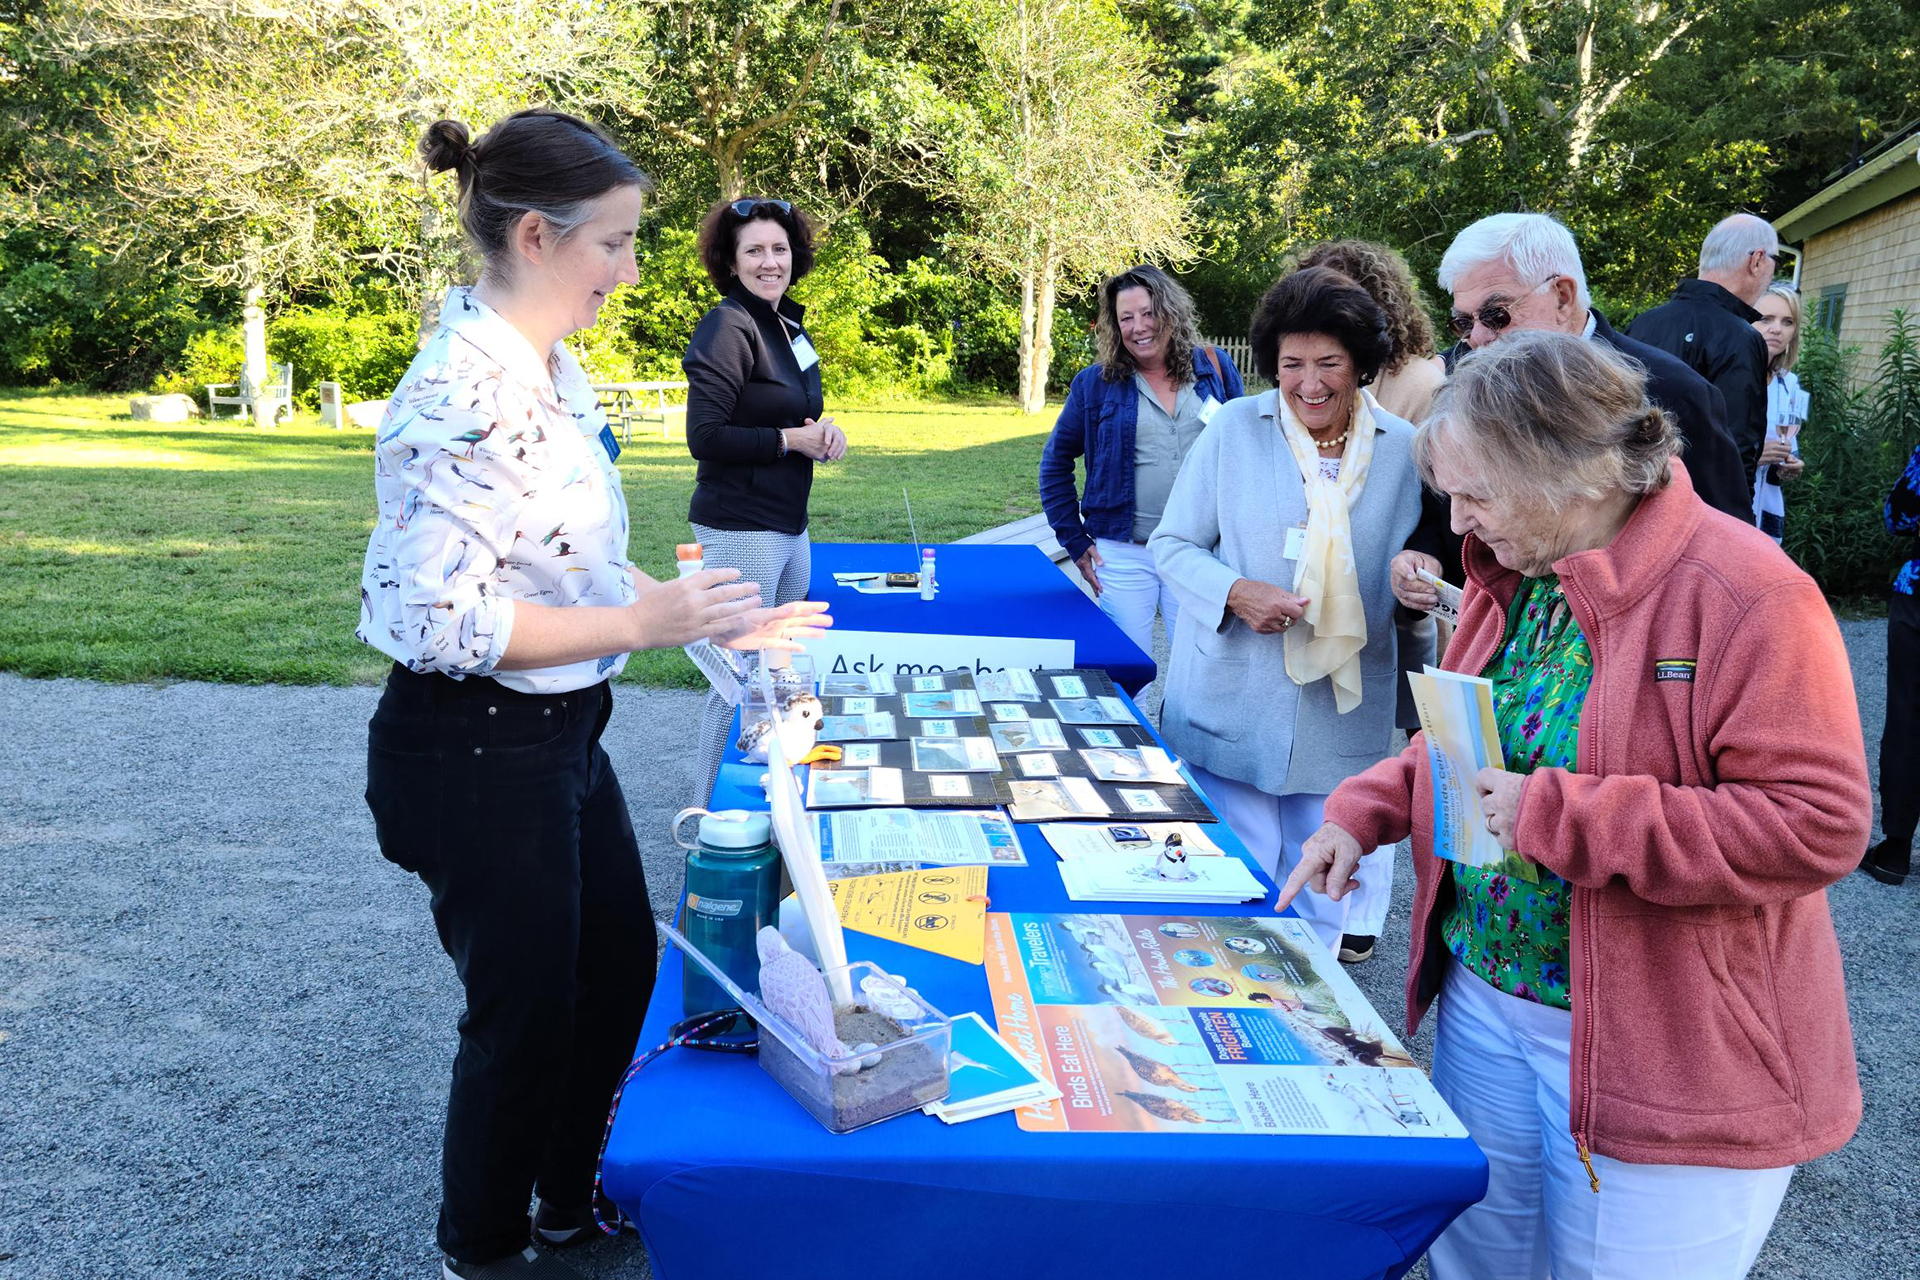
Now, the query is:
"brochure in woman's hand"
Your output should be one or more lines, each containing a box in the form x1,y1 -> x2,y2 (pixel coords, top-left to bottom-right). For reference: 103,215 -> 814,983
1405,666 -> 1541,883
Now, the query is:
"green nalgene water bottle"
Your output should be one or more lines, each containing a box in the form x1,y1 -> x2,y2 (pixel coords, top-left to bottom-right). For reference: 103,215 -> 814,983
672,807 -> 782,1016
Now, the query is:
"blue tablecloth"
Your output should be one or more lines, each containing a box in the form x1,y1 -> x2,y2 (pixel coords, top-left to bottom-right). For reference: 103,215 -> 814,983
602,690 -> 1486,1280
809,542 -> 1156,694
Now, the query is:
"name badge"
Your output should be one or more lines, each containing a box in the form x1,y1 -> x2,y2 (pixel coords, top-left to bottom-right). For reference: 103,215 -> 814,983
1283,523 -> 1308,561
598,424 -> 622,463
1198,395 -> 1222,425
790,333 -> 820,372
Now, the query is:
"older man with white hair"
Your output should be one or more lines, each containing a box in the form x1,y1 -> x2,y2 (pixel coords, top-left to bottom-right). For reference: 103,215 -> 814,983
1629,213 -> 1779,479
1394,213 -> 1750,608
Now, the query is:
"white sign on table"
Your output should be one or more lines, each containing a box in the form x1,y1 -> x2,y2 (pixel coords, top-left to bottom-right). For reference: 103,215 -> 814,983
801,629 -> 1074,680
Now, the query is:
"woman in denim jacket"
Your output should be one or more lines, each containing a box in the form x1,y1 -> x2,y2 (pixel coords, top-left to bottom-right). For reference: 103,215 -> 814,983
1039,265 -> 1243,661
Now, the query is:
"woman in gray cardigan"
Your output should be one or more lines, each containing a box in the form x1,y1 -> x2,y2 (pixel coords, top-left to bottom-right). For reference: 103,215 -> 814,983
1152,267 -> 1431,960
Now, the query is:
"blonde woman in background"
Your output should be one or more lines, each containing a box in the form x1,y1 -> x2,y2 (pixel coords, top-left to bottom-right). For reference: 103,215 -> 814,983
1288,239 -> 1447,423
1751,283 -> 1808,543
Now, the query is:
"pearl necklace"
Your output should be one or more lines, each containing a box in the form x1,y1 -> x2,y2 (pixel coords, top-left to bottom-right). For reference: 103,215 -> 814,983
1311,427 -> 1351,450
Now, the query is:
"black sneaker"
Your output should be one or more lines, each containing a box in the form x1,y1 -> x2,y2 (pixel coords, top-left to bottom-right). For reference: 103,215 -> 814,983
1338,934 -> 1376,964
443,1246 -> 583,1279
532,1198 -> 628,1250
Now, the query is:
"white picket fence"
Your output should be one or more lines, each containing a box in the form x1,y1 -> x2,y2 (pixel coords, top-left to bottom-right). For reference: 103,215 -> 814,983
1202,336 -> 1268,388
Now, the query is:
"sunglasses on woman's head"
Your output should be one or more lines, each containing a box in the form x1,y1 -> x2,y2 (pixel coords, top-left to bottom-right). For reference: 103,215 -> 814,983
1447,276 -> 1558,339
730,198 -> 792,218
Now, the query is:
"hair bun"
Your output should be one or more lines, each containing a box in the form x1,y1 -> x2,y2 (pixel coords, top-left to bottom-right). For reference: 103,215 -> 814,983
421,119 -> 475,175
1634,407 -> 1666,443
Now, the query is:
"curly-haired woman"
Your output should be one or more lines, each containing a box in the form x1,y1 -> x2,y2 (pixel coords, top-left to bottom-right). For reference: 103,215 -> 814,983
681,196 -> 847,800
1289,239 -> 1447,422
1039,264 -> 1245,659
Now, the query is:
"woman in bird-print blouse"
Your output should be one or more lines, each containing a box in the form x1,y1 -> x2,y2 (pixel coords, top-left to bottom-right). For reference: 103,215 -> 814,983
357,110 -> 829,1280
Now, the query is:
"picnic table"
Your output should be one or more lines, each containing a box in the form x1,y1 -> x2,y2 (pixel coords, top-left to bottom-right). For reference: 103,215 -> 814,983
593,381 -> 688,444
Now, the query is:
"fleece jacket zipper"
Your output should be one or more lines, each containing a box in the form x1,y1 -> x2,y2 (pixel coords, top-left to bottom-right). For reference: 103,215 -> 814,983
1559,571 -> 1604,1194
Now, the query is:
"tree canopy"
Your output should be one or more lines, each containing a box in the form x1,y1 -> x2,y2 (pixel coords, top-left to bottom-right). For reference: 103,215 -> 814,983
1,0 -> 1914,401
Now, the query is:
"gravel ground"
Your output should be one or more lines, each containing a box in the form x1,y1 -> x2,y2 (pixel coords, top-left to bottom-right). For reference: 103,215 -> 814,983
0,616 -> 1909,1280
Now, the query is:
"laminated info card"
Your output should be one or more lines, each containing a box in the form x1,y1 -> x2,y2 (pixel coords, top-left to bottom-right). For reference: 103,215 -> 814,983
818,713 -> 901,743
983,912 -> 1468,1139
989,719 -> 1068,754
1406,666 -> 1541,883
805,767 -> 906,808
1007,776 -> 1111,822
814,808 -> 1026,868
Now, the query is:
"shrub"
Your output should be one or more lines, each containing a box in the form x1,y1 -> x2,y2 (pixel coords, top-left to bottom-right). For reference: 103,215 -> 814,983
573,227 -> 712,384
945,291 -> 1095,398
1784,311 -> 1920,598
152,326 -> 246,404
0,233 -> 215,390
794,225 -> 935,399
268,302 -> 418,407
587,221 -> 966,401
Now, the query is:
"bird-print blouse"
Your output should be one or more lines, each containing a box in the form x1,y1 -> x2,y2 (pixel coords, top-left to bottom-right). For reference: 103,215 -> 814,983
1440,573 -> 1589,1009
356,287 -> 636,694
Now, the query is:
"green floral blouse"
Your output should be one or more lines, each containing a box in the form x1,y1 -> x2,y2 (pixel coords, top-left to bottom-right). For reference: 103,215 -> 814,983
1439,573 -> 1590,1009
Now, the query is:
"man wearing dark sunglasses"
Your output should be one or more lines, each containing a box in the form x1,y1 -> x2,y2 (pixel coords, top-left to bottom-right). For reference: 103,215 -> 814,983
1628,213 -> 1779,483
1394,213 -> 1750,614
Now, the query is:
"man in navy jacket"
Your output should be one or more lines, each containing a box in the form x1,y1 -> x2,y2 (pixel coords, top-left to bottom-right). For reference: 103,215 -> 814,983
1628,213 -> 1779,480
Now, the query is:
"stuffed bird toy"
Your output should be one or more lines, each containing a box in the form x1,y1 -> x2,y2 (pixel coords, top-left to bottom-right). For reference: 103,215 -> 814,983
736,691 -> 841,766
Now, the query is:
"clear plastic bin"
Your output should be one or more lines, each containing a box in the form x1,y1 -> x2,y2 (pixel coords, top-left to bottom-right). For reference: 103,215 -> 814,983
660,920 -> 951,1133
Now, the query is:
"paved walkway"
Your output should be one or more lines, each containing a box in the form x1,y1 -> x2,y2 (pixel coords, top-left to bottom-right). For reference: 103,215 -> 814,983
0,616 -> 1910,1278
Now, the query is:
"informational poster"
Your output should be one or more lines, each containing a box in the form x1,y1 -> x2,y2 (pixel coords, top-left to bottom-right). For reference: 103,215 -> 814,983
983,913 -> 1468,1138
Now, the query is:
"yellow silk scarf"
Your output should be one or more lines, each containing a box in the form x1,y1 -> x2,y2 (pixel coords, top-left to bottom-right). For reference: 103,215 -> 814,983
1279,390 -> 1375,713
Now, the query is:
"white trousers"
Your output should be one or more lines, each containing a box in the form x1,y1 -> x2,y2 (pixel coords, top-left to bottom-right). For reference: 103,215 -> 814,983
1428,960 -> 1794,1280
1187,765 -> 1393,952
1092,537 -> 1179,660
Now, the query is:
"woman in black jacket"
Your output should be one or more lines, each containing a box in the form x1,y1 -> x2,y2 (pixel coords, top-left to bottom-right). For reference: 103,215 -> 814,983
684,197 -> 847,799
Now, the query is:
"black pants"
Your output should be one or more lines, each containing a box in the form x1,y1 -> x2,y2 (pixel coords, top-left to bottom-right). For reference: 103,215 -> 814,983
365,665 -> 656,1265
1884,591 -> 1919,848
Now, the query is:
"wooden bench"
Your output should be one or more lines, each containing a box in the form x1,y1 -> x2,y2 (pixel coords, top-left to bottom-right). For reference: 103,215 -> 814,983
207,362 -> 293,424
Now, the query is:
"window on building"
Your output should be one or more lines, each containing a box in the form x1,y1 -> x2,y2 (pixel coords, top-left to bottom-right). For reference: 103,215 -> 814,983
1814,284 -> 1848,334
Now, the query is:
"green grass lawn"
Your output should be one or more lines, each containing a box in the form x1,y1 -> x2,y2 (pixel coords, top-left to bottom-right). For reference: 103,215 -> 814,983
0,387 -> 1058,686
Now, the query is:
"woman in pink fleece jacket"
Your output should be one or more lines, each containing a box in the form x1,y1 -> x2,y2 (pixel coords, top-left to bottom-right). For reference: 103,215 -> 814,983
1282,331 -> 1869,1280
